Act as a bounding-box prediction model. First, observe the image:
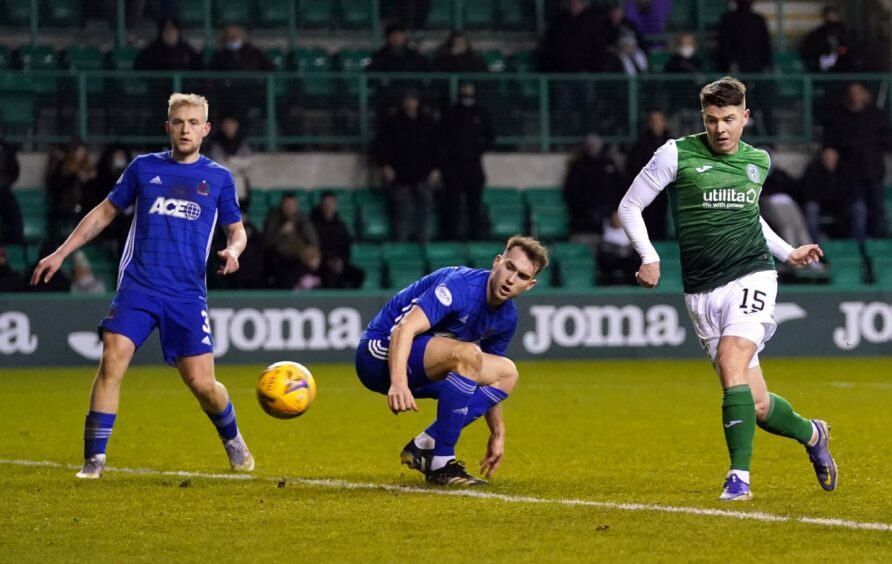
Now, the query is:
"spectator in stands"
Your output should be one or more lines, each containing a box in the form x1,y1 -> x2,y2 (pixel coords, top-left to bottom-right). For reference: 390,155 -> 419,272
310,191 -> 365,289
293,246 -> 323,291
207,113 -> 253,211
440,83 -> 494,241
625,111 -> 671,240
623,0 -> 671,49
759,149 -> 813,250
70,251 -> 106,294
0,137 -> 23,246
368,22 -> 430,72
262,193 -> 320,289
85,144 -> 133,254
27,241 -> 70,293
602,3 -> 647,55
717,0 -> 772,73
664,32 -> 705,73
822,82 -> 892,240
597,210 -> 640,285
375,89 -> 441,243
603,30 -> 649,75
800,5 -> 851,73
46,139 -> 95,243
208,25 -> 274,72
134,18 -> 201,71
432,31 -> 488,73
563,134 -> 623,241
539,0 -> 606,73
799,147 -> 855,242
0,244 -> 25,293
208,215 -> 264,290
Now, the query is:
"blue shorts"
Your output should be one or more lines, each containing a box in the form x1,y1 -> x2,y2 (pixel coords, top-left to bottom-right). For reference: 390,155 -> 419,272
355,335 -> 441,397
99,289 -> 213,366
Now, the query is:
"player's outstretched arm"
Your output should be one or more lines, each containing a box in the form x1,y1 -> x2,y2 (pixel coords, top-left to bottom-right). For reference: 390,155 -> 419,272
386,306 -> 431,414
217,221 -> 247,275
30,198 -> 118,286
480,404 -> 505,478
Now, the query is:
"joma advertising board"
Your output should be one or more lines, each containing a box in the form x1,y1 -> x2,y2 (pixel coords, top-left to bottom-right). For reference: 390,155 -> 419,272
1,289 -> 890,367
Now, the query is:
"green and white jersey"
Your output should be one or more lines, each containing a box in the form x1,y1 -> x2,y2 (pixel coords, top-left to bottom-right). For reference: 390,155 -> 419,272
634,133 -> 775,293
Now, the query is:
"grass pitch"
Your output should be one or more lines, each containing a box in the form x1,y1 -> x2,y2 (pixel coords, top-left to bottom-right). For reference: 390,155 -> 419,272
1,358 -> 890,563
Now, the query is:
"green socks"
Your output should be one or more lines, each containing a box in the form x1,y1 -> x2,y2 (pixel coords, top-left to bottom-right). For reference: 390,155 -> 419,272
722,385 -> 756,471
757,392 -> 815,445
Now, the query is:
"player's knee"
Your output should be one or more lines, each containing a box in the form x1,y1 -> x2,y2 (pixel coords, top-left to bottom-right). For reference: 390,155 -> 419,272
185,376 -> 217,401
450,342 -> 483,380
498,358 -> 519,393
98,349 -> 128,381
754,396 -> 771,421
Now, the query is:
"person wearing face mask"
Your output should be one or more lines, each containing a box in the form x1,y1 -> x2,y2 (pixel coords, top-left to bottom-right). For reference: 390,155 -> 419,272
432,31 -> 488,73
134,18 -> 201,71
664,32 -> 704,73
208,25 -> 274,72
439,83 -> 494,241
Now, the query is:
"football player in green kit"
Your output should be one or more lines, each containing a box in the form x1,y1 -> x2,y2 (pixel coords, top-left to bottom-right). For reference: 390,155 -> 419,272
618,76 -> 837,501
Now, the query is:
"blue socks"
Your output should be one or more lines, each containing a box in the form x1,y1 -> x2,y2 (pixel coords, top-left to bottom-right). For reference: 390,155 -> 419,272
430,373 -> 476,458
425,384 -> 509,441
83,411 -> 116,459
205,401 -> 239,441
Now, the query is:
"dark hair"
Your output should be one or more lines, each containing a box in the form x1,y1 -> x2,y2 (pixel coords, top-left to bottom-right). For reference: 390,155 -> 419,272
699,76 -> 747,109
384,22 -> 407,37
319,190 -> 336,200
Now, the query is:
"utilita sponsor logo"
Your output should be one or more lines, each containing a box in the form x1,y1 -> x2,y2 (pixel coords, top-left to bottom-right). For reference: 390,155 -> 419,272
833,302 -> 892,350
0,312 -> 38,354
701,188 -> 757,209
522,305 -> 686,354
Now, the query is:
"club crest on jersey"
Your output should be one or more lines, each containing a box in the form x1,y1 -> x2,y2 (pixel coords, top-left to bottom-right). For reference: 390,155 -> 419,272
746,164 -> 760,183
435,284 -> 453,306
149,196 -> 202,220
198,180 -> 209,196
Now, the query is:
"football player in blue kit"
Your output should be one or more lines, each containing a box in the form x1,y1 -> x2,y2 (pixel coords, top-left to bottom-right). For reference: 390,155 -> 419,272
356,236 -> 548,486
31,93 -> 253,478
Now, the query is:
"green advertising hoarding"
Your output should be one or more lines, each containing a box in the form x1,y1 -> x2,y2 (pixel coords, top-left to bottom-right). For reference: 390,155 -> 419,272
1,288 -> 890,367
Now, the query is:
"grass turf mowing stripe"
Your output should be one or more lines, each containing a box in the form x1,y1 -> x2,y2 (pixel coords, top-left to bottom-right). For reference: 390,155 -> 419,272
3,458 -> 891,533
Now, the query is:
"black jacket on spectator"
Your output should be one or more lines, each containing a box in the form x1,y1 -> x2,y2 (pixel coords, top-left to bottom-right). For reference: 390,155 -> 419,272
376,108 -> 440,184
368,45 -> 430,72
134,38 -> 201,70
0,255 -> 25,292
208,43 -> 274,71
432,51 -> 488,73
440,103 -> 494,165
823,105 -> 892,184
563,152 -> 623,234
761,167 -> 798,199
310,205 -> 364,289
664,53 -> 704,73
539,7 -> 607,72
799,157 -> 853,210
800,21 -> 850,72
0,140 -> 23,245
718,4 -> 772,72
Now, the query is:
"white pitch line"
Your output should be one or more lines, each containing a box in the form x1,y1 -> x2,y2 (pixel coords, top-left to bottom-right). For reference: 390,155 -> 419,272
3,459 -> 891,533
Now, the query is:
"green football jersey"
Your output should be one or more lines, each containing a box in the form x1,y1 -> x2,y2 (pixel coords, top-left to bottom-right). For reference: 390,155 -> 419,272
668,133 -> 774,293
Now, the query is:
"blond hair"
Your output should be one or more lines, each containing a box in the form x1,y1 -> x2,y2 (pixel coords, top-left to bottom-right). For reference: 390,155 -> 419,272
504,235 -> 549,274
167,93 -> 209,121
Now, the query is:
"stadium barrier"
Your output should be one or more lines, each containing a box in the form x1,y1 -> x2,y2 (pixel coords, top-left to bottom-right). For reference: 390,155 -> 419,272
2,287 -> 890,367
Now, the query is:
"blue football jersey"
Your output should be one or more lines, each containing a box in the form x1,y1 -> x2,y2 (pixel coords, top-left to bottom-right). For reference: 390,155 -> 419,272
363,267 -> 517,356
108,151 -> 241,301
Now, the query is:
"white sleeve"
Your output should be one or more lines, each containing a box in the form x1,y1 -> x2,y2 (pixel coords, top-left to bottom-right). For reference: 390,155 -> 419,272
618,140 -> 678,265
760,216 -> 794,262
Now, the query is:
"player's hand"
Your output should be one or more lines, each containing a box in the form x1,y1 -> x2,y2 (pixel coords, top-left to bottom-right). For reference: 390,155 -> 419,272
217,248 -> 240,275
786,244 -> 823,268
30,251 -> 63,286
387,383 -> 417,414
480,433 -> 504,478
635,261 -> 660,288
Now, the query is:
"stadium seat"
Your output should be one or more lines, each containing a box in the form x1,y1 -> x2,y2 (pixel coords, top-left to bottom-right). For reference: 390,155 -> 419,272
865,239 -> 892,260
340,0 -> 373,28
464,0 -> 496,29
648,50 -> 671,72
176,1 -> 206,28
773,50 -> 805,74
387,259 -> 426,289
299,0 -> 335,28
65,46 -> 103,70
424,1 -> 453,28
214,0 -> 250,26
22,211 -> 46,243
0,94 -> 36,130
525,187 -> 563,209
4,0 -> 33,26
497,0 -> 534,29
0,46 -> 10,69
15,189 -> 46,214
356,260 -> 383,289
530,207 -> 568,241
17,45 -> 57,70
871,258 -> 892,287
651,241 -> 681,264
482,187 -> 523,208
266,47 -> 288,71
357,203 -> 390,242
43,0 -> 83,27
108,46 -> 139,70
559,256 -> 596,288
551,242 -> 591,261
381,242 -> 425,263
425,242 -> 467,271
337,49 -> 372,73
4,244 -> 28,271
467,242 -> 503,268
294,48 -> 334,97
489,204 -> 526,240
351,242 -> 381,263
256,0 -> 290,27
480,49 -> 507,73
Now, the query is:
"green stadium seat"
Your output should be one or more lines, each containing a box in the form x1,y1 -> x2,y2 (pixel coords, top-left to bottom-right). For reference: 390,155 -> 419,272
865,239 -> 892,260
525,187 -> 563,209
381,242 -> 424,262
14,189 -> 46,212
337,49 -> 372,73
648,50 -> 671,72
108,46 -> 139,70
0,46 -> 10,69
773,50 -> 805,74
214,0 -> 250,26
658,262 -> 685,289
4,244 -> 28,271
17,45 -> 57,70
871,258 -> 892,287
531,207 -> 568,241
341,0 -> 373,28
480,49 -> 506,73
4,0 -> 33,26
355,189 -> 387,209
829,258 -> 865,287
497,0 -> 533,29
0,95 -> 36,129
510,50 -> 540,100
534,267 -> 553,288
425,242 -> 467,270
43,0 -> 82,27
489,204 -> 526,240
464,0 -> 496,29
387,258 -> 426,289
551,242 -> 590,261
356,260 -> 383,289
357,203 -> 390,242
257,0 -> 291,27
467,242 -> 503,268
265,47 -> 288,71
351,242 -> 381,263
560,256 -> 596,288
424,1 -> 453,28
177,1 -> 206,28
65,46 -> 103,70
299,0 -> 335,28
652,241 -> 681,264
483,187 -> 523,208
294,48 -> 334,97
22,213 -> 47,243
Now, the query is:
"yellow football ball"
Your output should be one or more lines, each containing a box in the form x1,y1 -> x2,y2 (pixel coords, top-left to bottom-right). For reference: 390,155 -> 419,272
256,361 -> 317,419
